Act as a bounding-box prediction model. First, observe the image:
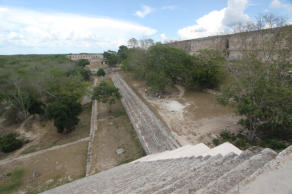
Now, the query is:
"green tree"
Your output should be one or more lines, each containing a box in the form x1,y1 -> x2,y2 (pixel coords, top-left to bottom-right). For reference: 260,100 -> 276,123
218,15 -> 292,141
77,59 -> 90,67
25,95 -> 45,115
47,95 -> 82,133
79,68 -> 91,81
188,50 -> 225,89
117,45 -> 128,62
103,51 -> 119,67
92,81 -> 121,112
96,68 -> 106,77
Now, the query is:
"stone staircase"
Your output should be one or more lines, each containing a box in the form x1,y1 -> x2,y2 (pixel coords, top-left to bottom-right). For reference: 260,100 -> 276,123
44,142 -> 292,194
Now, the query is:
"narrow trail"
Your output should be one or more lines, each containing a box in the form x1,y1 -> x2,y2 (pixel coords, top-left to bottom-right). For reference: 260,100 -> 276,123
112,73 -> 181,154
86,77 -> 98,176
0,137 -> 90,166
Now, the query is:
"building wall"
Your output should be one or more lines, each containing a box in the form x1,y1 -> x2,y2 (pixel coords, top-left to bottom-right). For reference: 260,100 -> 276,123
66,54 -> 104,65
165,26 -> 291,59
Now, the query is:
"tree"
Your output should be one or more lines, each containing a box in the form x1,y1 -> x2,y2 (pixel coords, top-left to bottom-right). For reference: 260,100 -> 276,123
79,68 -> 91,81
25,95 -> 45,115
92,81 -> 121,112
47,95 -> 82,133
77,59 -> 90,67
103,51 -> 119,67
188,50 -> 225,89
117,45 -> 128,62
128,38 -> 138,48
96,68 -> 106,77
217,14 -> 292,141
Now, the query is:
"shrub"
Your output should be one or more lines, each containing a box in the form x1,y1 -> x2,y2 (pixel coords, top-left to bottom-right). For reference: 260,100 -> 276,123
0,133 -> 23,153
234,138 -> 248,149
26,95 -> 45,115
212,138 -> 220,146
97,68 -> 106,77
262,139 -> 287,150
77,59 -> 90,67
47,95 -> 82,133
79,68 -> 91,81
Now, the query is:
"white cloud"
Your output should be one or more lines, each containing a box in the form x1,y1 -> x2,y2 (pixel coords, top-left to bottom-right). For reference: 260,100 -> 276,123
178,0 -> 251,39
0,6 -> 156,54
160,33 -> 167,41
270,0 -> 292,13
135,5 -> 153,18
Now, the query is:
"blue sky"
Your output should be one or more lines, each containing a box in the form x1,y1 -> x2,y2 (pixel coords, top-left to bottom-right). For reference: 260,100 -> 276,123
0,0 -> 291,54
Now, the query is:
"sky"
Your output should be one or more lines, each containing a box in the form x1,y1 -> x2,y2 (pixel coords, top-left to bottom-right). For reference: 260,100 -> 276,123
0,0 -> 291,54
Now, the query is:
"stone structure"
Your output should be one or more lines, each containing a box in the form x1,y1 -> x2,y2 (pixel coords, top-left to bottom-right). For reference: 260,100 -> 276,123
85,78 -> 98,176
112,73 -> 180,154
165,26 -> 291,59
67,53 -> 104,65
44,143 -> 292,194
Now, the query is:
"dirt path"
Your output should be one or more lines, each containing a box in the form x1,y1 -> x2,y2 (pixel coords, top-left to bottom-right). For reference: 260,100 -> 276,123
112,73 -> 181,154
0,137 -> 89,166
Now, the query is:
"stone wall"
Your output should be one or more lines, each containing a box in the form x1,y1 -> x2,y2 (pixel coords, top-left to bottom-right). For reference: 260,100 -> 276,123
112,73 -> 181,154
165,26 -> 291,59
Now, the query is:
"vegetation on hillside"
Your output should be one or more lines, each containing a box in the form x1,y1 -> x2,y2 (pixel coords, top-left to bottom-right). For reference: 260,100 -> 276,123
0,55 -> 89,138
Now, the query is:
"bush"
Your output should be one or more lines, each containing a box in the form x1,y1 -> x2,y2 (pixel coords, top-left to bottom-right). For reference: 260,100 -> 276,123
47,95 -> 82,133
77,59 -> 90,67
26,95 -> 45,115
262,139 -> 287,150
234,138 -> 248,149
0,133 -> 23,153
97,68 -> 106,77
212,138 -> 220,146
79,68 -> 91,81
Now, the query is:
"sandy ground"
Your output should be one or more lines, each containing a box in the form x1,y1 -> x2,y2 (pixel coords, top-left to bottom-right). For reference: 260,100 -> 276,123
122,73 -> 242,146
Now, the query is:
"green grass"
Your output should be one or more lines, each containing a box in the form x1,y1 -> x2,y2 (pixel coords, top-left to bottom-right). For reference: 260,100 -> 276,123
0,169 -> 24,193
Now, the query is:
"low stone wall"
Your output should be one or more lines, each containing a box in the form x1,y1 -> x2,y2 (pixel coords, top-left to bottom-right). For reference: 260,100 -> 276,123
112,73 -> 181,154
85,78 -> 98,176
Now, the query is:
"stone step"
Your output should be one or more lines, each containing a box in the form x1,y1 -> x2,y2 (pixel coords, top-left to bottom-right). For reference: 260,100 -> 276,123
228,145 -> 292,194
204,142 -> 242,156
152,154 -> 225,194
132,155 -> 211,194
112,156 -> 206,194
181,150 -> 255,193
196,148 -> 277,194
135,144 -> 210,162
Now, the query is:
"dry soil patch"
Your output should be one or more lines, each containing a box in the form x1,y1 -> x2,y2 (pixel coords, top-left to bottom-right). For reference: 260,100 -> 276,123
121,72 -> 241,146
